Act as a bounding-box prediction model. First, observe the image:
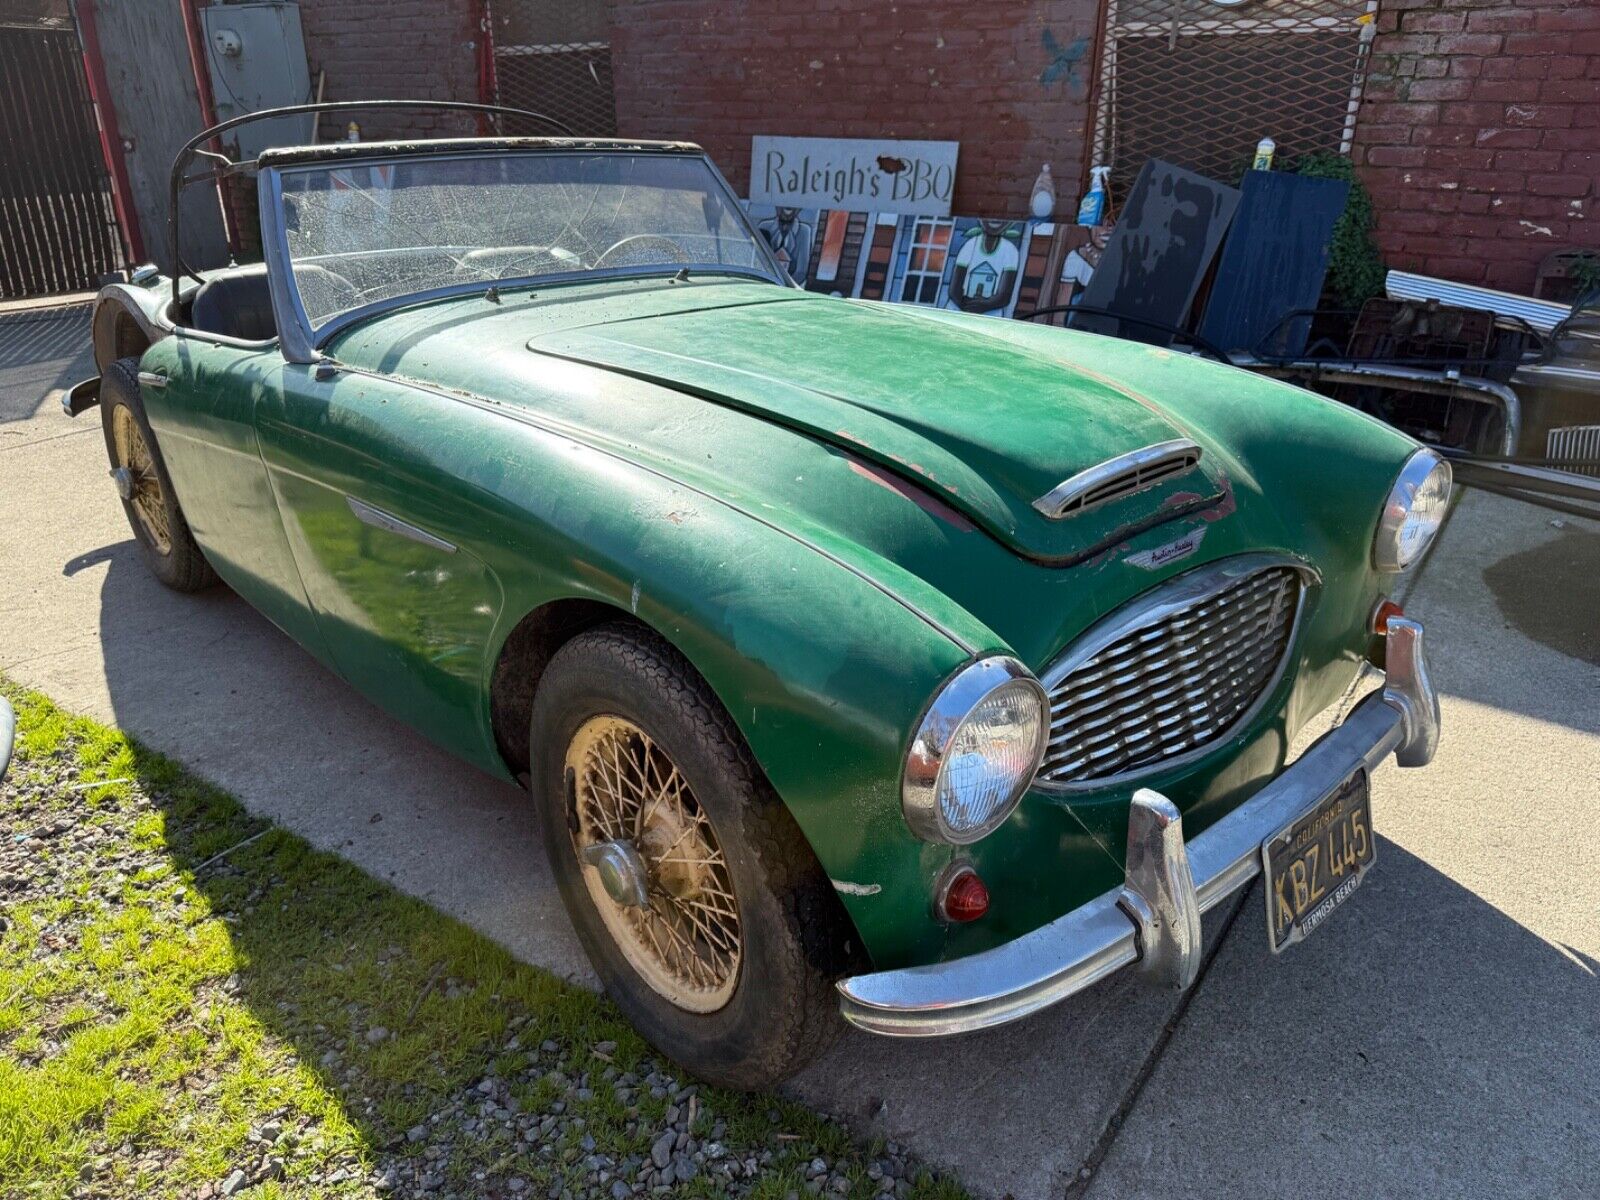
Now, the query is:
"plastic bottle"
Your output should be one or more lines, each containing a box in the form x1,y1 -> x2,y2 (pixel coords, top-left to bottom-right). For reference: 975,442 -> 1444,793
1030,164 -> 1056,220
346,121 -> 361,143
1076,165 -> 1110,226
1252,137 -> 1275,172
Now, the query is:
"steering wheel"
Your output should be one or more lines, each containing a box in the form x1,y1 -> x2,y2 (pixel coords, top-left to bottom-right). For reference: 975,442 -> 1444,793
592,234 -> 691,270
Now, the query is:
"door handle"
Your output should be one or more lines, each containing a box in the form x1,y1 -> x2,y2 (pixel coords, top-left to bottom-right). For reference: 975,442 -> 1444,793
136,370 -> 168,390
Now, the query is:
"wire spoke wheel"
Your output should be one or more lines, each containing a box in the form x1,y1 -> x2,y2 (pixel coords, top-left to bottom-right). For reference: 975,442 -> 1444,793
109,404 -> 172,554
566,715 -> 742,1012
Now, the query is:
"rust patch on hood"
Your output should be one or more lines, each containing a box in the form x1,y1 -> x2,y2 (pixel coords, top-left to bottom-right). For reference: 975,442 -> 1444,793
845,458 -> 976,532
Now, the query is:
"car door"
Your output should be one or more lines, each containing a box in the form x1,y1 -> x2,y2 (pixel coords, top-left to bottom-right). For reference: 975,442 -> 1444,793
139,327 -> 333,663
252,360 -> 507,769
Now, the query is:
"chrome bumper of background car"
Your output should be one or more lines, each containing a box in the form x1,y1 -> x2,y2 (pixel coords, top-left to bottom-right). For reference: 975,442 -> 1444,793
836,617 -> 1439,1038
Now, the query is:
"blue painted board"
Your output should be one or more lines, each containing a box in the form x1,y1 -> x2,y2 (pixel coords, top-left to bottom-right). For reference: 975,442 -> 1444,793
1197,171 -> 1350,357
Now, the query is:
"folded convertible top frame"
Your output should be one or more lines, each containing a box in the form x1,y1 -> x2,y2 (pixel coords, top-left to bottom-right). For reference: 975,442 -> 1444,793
168,100 -> 575,304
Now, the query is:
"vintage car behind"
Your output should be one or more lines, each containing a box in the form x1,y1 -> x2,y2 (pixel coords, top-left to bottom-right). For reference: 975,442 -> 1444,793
71,104 -> 1447,1088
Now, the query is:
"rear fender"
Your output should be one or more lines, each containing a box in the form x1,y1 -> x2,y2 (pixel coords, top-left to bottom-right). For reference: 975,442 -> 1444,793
90,280 -> 177,373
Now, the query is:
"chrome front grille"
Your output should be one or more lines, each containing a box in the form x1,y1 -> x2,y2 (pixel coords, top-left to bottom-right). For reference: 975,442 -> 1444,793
1548,425 -> 1600,478
1037,560 -> 1305,787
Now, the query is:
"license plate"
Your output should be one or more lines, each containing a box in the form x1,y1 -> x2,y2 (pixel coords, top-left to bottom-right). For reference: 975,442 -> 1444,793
1261,769 -> 1375,953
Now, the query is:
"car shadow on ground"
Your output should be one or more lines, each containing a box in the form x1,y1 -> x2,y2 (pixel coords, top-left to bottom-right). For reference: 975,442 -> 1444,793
796,830 -> 1599,1198
1077,834 -> 1598,1199
0,308 -> 92,424
79,532 -> 1600,1199
80,537 -> 577,977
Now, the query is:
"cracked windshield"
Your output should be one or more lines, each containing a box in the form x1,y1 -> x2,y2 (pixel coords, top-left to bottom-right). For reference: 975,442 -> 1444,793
278,152 -> 777,328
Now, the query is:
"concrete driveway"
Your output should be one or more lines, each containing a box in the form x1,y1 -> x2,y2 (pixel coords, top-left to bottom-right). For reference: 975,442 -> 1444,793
3,304 -> 1596,1199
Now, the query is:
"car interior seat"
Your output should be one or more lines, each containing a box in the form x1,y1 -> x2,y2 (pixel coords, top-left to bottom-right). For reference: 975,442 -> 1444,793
189,262 -> 358,341
189,262 -> 277,341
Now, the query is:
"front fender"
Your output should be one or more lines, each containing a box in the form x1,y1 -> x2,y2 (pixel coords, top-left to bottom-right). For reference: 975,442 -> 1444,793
471,429 -> 988,970
313,370 -> 995,969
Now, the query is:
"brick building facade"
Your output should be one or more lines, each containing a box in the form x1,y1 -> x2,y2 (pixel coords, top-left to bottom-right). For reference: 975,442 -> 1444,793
296,0 -> 480,140
1351,0 -> 1599,292
289,0 -> 1594,294
608,0 -> 1102,219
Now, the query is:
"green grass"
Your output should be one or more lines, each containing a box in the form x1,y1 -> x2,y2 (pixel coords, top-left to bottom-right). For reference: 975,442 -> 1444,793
0,679 -> 965,1200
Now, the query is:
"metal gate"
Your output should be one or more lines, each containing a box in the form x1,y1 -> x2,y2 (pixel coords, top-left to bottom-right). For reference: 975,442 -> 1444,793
0,19 -> 125,298
486,0 -> 617,137
1088,0 -> 1378,199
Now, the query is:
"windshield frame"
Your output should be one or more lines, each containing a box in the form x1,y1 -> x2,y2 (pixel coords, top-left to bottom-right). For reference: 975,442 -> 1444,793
257,146 -> 791,363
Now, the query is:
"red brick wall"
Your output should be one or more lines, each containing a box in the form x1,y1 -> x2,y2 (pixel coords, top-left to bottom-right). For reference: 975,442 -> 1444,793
295,0 -> 482,141
610,0 -> 1103,217
1354,0 -> 1599,293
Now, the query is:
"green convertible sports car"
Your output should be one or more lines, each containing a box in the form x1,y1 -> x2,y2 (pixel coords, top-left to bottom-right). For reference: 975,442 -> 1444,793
70,103 -> 1447,1088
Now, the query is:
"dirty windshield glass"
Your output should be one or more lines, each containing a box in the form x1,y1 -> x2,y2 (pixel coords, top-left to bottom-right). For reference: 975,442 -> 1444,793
276,152 -> 779,329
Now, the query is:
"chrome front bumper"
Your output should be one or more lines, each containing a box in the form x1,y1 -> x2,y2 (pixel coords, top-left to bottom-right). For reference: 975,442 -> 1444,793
837,617 -> 1440,1037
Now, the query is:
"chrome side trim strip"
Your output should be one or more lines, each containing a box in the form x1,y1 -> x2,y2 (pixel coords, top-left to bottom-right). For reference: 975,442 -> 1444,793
345,496 -> 457,554
835,616 -> 1438,1038
136,370 -> 167,389
1032,438 -> 1201,520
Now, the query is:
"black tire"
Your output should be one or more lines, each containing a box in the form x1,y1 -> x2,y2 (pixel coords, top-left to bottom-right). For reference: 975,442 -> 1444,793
99,357 -> 217,593
530,622 -> 850,1090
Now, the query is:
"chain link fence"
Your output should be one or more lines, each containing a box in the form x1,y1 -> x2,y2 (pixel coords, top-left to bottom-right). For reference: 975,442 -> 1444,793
1089,0 -> 1378,198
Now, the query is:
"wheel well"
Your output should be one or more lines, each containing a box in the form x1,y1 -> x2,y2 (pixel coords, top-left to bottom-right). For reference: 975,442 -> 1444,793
490,598 -> 871,975
489,598 -> 635,779
93,301 -> 152,373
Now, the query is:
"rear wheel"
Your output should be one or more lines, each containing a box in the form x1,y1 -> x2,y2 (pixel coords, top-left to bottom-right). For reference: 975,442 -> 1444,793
530,622 -> 848,1090
99,357 -> 216,592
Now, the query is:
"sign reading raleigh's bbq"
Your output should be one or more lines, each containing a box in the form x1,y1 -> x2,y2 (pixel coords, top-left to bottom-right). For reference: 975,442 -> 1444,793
750,136 -> 959,217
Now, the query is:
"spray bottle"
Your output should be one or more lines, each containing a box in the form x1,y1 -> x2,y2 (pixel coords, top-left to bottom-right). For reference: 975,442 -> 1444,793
1076,165 -> 1111,226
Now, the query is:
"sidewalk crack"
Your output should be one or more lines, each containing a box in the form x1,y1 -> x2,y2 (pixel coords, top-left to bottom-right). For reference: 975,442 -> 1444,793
1062,884 -> 1252,1199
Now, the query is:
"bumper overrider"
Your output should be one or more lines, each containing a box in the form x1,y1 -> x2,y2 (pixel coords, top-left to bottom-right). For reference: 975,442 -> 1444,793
837,617 -> 1440,1037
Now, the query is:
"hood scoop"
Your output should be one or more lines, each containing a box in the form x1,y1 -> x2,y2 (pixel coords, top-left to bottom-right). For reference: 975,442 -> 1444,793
1033,439 -> 1203,520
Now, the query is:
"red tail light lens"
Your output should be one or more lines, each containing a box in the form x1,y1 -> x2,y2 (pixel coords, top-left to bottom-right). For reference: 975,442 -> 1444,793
1372,598 -> 1404,634
938,868 -> 990,923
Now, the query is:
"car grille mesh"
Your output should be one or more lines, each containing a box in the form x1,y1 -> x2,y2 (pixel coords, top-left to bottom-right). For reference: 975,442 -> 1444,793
1038,566 -> 1302,786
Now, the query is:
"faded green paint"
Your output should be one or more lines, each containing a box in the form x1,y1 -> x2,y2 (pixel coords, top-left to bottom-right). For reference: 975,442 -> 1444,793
131,269 -> 1418,971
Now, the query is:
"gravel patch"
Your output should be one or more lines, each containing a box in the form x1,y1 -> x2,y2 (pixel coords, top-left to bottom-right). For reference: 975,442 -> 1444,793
0,683 -> 963,1200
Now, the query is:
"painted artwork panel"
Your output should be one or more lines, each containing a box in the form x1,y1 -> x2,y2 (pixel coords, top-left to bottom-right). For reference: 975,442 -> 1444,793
747,202 -> 820,284
941,219 -> 1026,316
856,211 -> 900,300
738,201 -> 1106,325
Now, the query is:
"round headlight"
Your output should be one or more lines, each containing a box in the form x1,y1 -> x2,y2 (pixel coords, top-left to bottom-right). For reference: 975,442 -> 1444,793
1373,450 -> 1452,572
902,657 -> 1048,844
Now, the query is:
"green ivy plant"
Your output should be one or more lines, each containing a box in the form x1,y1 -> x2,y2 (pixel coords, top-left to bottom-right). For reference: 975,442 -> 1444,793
1567,251 -> 1600,308
1295,152 -> 1387,308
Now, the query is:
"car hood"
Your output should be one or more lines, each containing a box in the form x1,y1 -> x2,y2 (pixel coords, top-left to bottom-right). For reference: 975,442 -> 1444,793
527,291 -> 1228,562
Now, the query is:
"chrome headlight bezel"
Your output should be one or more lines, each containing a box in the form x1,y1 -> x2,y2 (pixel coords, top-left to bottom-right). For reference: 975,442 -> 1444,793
1373,449 -> 1452,573
902,656 -> 1049,845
